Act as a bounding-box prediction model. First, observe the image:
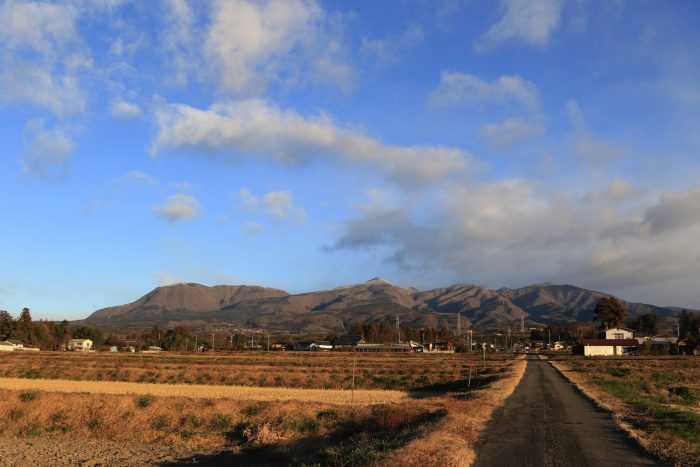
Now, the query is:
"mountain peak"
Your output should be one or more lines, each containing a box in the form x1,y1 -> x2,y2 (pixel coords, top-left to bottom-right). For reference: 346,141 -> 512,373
365,277 -> 393,285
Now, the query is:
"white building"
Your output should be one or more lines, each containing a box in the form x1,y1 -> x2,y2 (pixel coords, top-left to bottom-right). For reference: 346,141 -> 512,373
67,339 -> 93,351
582,338 -> 638,356
605,327 -> 635,340
0,341 -> 15,352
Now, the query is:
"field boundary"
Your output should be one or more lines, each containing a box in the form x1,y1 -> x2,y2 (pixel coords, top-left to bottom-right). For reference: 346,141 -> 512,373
0,377 -> 408,405
547,360 -> 661,463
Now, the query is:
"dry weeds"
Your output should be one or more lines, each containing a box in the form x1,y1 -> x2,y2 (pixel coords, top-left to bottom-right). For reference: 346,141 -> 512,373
388,355 -> 527,467
0,377 -> 407,405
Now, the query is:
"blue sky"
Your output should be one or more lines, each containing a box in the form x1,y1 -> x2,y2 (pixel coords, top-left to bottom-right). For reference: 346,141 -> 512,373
2,0 -> 700,319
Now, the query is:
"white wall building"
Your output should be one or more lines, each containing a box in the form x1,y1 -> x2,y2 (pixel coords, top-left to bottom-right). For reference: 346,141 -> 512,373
605,327 -> 634,340
67,339 -> 93,351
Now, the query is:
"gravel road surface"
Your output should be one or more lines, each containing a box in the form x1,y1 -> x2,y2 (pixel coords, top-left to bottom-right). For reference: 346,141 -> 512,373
473,355 -> 663,467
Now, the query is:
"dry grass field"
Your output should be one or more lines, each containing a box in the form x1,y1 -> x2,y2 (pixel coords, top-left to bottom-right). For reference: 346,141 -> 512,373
549,356 -> 700,466
0,351 -> 505,390
0,351 -> 525,466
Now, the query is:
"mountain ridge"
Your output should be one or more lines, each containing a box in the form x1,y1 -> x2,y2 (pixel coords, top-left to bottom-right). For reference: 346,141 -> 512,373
83,279 -> 692,334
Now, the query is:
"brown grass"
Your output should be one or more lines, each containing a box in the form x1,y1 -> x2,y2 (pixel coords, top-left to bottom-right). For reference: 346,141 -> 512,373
0,377 -> 407,405
388,355 -> 527,466
0,352 -> 522,465
0,351 -> 514,390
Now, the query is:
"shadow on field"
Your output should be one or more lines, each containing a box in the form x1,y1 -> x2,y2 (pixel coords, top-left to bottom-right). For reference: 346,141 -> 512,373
408,372 -> 502,399
162,407 -> 448,466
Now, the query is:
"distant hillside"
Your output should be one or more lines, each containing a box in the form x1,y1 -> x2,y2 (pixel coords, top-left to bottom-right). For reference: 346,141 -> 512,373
84,279 -> 690,334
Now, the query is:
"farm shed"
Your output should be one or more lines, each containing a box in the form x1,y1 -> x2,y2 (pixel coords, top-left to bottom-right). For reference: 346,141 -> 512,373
0,341 -> 14,352
333,335 -> 367,350
582,339 -> 638,356
67,339 -> 93,351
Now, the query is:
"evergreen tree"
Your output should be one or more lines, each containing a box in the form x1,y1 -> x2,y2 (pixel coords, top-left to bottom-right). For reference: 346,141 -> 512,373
593,297 -> 627,329
18,307 -> 32,341
0,310 -> 13,340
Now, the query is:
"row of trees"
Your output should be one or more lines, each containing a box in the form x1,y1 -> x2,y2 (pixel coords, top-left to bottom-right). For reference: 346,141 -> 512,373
0,308 -> 106,350
344,321 -> 454,344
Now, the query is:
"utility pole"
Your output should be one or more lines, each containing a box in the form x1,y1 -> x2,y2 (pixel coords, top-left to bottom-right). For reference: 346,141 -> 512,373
194,335 -> 197,352
396,315 -> 401,343
267,334 -> 270,351
457,312 -> 461,336
468,329 -> 473,353
212,332 -> 215,351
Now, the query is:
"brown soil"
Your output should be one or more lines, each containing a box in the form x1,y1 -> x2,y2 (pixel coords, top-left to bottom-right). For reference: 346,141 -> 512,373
0,437 -> 202,466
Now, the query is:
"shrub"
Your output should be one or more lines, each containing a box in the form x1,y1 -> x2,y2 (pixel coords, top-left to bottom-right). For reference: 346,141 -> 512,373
87,416 -> 103,431
135,395 -> 153,408
606,366 -> 631,378
8,408 -> 25,421
242,404 -> 262,417
209,413 -> 235,432
668,386 -> 695,403
21,421 -> 42,436
151,415 -> 169,431
19,391 -> 38,402
179,413 -> 202,429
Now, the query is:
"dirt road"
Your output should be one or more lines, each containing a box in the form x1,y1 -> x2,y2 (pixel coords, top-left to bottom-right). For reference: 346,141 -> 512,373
473,355 -> 663,467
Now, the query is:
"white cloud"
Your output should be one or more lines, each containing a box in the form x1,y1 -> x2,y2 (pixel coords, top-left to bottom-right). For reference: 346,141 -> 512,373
476,0 -> 563,51
201,0 -> 351,94
606,178 -> 633,200
153,193 -> 201,224
154,272 -> 186,286
0,0 -> 90,116
567,100 -> 627,164
110,98 -> 142,119
330,180 -> 700,307
241,220 -> 265,235
430,71 -> 539,110
478,118 -> 545,150
113,170 -> 159,191
153,99 -> 469,187
236,188 -> 306,224
360,24 -> 424,67
263,191 -> 306,224
20,119 -> 74,179
237,188 -> 260,212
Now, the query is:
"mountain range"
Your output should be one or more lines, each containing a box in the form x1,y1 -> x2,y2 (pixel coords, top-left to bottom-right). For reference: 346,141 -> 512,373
83,279 -> 688,335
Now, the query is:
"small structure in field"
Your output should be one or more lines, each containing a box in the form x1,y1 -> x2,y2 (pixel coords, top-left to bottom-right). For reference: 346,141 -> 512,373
551,341 -> 565,351
22,345 -> 40,352
293,341 -> 333,351
333,335 -> 367,351
354,341 -> 423,352
424,341 -> 455,353
67,339 -> 93,351
6,339 -> 24,349
142,345 -> 162,353
582,338 -> 638,356
0,341 -> 15,352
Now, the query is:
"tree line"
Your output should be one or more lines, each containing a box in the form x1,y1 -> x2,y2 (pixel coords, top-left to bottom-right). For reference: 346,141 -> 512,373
0,308 -> 106,350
